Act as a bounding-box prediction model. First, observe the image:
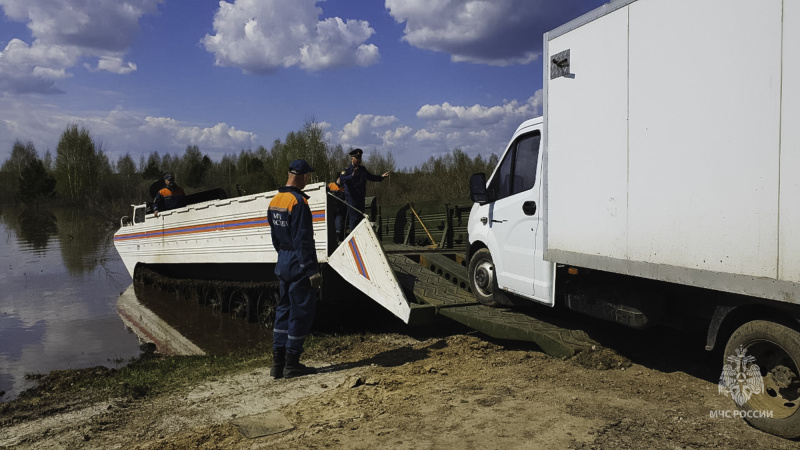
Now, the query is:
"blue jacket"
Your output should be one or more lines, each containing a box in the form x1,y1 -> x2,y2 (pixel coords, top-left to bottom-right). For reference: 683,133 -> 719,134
267,186 -> 319,282
153,185 -> 187,213
339,164 -> 383,206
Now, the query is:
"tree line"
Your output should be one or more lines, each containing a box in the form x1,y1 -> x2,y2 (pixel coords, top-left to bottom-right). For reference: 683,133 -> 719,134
0,120 -> 499,222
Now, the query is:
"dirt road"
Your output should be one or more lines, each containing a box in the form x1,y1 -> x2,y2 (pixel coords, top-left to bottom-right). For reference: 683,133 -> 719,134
0,317 -> 795,449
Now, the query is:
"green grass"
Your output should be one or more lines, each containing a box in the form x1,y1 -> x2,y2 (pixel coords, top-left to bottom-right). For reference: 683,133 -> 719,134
107,350 -> 271,399
90,332 -> 375,399
0,331 -> 382,422
1,342 -> 273,421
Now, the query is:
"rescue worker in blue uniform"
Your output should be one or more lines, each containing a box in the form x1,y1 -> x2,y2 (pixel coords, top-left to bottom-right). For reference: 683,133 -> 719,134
153,174 -> 187,217
268,159 -> 322,378
339,148 -> 389,233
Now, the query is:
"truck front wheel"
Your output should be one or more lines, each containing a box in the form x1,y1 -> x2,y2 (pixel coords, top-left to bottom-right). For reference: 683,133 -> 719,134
468,248 -> 510,307
722,320 -> 800,438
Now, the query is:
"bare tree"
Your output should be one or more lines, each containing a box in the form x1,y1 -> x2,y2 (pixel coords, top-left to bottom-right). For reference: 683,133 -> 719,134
54,125 -> 100,204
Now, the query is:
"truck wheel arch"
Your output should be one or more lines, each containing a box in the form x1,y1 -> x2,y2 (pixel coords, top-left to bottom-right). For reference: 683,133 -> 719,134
466,241 -> 486,266
706,304 -> 800,352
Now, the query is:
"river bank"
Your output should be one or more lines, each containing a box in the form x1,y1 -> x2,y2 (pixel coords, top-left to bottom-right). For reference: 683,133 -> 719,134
1,323 -> 796,449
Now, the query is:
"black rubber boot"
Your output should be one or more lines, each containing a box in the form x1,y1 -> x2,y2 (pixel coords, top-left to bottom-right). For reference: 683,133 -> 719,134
270,348 -> 286,379
283,352 -> 317,378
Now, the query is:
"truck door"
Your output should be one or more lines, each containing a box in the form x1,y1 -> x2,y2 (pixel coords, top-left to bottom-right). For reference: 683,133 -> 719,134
486,129 -> 554,305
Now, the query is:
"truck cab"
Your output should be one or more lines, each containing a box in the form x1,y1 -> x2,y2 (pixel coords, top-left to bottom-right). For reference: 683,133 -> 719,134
467,117 -> 554,307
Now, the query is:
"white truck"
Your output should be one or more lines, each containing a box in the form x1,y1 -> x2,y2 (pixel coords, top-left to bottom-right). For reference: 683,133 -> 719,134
467,0 -> 800,438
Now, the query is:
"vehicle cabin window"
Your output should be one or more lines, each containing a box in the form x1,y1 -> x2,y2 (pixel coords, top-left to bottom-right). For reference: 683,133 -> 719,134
134,206 -> 146,224
488,131 -> 541,201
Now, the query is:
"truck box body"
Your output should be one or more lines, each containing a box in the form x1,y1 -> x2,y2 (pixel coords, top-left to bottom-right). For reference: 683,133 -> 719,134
543,0 -> 800,303
465,0 -> 800,436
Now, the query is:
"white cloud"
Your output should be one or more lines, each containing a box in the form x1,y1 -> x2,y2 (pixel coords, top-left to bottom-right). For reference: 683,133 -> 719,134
405,93 -> 542,163
138,117 -> 258,153
413,128 -> 440,141
386,0 -> 601,66
203,0 -> 379,73
339,113 -> 399,145
0,0 -> 161,94
417,95 -> 540,127
382,126 -> 412,146
85,56 -> 138,75
30,66 -> 68,79
0,98 -> 258,164
0,39 -> 77,69
329,92 -> 542,169
0,98 -> 71,150
0,39 -> 78,93
1,0 -> 162,52
1,90 -> 541,172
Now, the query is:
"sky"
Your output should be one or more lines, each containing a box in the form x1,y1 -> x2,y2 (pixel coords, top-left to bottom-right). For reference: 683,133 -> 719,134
0,0 -> 608,170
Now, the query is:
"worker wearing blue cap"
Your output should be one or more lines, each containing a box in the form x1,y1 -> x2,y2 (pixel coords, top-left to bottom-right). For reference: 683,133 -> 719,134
267,159 -> 322,378
339,148 -> 389,233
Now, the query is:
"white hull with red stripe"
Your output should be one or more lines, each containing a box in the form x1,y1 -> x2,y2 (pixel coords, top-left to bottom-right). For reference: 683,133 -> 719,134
113,183 -> 330,278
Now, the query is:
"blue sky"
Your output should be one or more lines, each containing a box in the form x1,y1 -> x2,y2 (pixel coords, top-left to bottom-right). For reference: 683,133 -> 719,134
0,0 -> 607,170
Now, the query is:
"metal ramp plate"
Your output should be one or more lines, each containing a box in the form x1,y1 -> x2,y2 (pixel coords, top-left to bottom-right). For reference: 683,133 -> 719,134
328,220 -> 412,323
388,254 -> 597,358
435,305 -> 597,358
388,254 -> 477,308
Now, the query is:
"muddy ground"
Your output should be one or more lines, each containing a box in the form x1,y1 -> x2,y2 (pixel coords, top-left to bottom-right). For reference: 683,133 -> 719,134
0,313 -> 796,449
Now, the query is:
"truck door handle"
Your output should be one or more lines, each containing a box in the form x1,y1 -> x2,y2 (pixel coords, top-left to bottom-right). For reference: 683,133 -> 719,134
523,201 -> 537,216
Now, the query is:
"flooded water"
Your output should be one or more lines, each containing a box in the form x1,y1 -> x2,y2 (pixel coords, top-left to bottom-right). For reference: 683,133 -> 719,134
0,205 -> 268,403
124,283 -> 269,355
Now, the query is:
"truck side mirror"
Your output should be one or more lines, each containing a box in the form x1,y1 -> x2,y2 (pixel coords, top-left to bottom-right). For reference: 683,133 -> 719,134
469,173 -> 490,204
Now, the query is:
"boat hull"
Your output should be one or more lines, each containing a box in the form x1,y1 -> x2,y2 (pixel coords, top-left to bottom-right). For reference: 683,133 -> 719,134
113,183 -> 332,278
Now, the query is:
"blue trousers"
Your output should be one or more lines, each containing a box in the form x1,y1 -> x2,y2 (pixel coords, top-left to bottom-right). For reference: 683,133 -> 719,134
335,209 -> 345,239
346,199 -> 365,233
273,276 -> 317,355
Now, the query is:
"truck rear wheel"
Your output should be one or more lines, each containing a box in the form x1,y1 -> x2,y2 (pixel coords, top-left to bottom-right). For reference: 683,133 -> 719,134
468,248 -> 510,307
722,320 -> 800,438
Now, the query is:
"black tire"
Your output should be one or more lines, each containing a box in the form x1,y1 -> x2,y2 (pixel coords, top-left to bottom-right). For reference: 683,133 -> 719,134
468,248 -> 510,307
723,320 -> 800,438
257,282 -> 281,329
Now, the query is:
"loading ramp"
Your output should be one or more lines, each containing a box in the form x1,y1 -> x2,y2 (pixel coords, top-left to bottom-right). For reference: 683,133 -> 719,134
386,250 -> 598,359
328,219 -> 597,359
